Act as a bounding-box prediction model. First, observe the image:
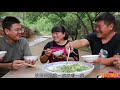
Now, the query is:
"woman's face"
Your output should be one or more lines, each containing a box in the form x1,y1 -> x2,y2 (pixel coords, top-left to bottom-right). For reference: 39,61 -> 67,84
52,32 -> 65,43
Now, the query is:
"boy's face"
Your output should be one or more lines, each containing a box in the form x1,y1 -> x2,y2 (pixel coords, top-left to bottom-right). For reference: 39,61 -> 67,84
94,20 -> 114,39
5,23 -> 24,41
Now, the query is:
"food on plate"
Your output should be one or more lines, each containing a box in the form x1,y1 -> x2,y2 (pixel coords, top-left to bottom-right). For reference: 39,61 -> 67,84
42,61 -> 94,78
48,64 -> 90,73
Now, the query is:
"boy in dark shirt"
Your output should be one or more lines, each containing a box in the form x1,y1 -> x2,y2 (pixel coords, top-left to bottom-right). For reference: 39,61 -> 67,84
66,12 -> 120,67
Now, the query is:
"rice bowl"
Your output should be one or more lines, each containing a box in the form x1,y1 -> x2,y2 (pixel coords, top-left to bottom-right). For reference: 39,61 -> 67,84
0,51 -> 7,57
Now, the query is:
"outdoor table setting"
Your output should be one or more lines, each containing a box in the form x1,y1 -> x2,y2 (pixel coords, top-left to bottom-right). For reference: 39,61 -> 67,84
2,60 -> 120,78
1,51 -> 120,78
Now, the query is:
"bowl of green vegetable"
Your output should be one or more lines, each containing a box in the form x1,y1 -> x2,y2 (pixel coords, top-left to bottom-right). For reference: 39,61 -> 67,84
42,61 -> 94,78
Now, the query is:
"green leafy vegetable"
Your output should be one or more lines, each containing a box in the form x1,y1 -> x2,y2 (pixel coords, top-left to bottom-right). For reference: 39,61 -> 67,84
49,64 -> 90,73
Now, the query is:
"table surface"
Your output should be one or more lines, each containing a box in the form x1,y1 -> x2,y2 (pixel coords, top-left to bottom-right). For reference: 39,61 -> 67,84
2,61 -> 120,78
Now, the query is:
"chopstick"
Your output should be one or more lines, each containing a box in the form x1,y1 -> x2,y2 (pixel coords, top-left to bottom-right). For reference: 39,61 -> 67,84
24,63 -> 35,67
44,49 -> 78,56
67,48 -> 70,62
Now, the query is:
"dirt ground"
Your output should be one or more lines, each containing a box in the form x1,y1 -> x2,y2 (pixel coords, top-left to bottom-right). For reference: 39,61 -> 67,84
29,36 -> 52,56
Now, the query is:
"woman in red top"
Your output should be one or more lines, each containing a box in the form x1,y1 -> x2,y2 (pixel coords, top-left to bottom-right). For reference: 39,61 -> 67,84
40,25 -> 79,63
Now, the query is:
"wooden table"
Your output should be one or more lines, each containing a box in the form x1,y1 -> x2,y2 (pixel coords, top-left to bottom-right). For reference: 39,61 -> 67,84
2,61 -> 120,78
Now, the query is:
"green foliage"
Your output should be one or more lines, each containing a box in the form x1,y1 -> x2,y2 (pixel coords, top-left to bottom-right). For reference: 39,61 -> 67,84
0,12 -> 8,17
33,17 -> 54,35
1,12 -> 120,38
26,12 -> 42,24
114,13 -> 120,32
64,13 -> 77,25
47,14 -> 60,24
79,46 -> 91,52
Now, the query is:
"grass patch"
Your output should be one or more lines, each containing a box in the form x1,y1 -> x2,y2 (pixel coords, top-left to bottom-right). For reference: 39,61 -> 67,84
79,46 -> 91,52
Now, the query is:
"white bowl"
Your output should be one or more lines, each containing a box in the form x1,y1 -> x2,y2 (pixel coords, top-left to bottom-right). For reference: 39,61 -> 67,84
24,56 -> 38,61
42,61 -> 94,78
81,55 -> 99,62
52,50 -> 64,56
0,51 -> 7,57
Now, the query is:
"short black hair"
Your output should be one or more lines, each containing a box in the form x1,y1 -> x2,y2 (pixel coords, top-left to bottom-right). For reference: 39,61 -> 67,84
95,12 -> 116,27
51,25 -> 68,40
2,16 -> 20,30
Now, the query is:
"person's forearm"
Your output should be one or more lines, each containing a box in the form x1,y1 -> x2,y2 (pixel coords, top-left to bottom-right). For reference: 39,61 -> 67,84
0,63 -> 12,69
100,57 -> 115,66
72,39 -> 89,49
40,55 -> 49,63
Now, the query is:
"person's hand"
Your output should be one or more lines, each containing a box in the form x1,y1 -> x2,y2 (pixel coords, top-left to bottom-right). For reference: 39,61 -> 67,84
86,57 -> 101,65
88,54 -> 104,65
44,48 -> 52,57
54,54 -> 66,60
65,42 -> 74,53
11,60 -> 25,70
113,60 -> 120,69
113,55 -> 120,69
